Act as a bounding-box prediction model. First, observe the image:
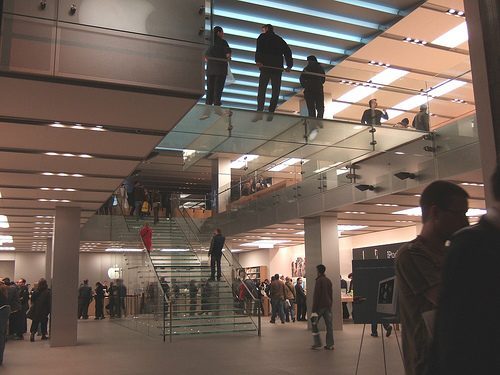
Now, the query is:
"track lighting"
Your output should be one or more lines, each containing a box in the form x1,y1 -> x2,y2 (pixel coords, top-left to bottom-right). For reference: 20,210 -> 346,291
355,184 -> 375,192
394,172 -> 416,180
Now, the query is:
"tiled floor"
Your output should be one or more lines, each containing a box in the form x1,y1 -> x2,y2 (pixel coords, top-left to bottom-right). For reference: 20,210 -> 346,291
3,320 -> 405,375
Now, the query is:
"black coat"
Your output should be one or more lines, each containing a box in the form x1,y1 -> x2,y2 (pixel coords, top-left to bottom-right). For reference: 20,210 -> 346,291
31,288 -> 51,321
255,31 -> 293,71
361,109 -> 388,125
209,234 -> 225,256
300,61 -> 325,92
206,36 -> 231,76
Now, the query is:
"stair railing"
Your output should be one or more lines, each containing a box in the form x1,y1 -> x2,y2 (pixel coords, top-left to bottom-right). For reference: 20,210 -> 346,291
176,207 -> 262,336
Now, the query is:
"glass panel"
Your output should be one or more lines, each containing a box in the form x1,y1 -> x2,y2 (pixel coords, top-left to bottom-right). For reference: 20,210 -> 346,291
434,115 -> 478,155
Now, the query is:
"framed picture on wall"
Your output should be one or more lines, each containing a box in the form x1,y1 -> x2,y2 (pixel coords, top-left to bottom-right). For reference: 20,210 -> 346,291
291,257 -> 306,278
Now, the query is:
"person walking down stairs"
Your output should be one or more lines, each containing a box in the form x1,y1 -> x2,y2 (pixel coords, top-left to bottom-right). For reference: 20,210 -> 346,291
208,228 -> 225,281
140,222 -> 153,252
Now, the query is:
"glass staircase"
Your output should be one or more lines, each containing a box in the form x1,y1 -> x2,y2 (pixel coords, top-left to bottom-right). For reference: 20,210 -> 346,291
114,216 -> 259,341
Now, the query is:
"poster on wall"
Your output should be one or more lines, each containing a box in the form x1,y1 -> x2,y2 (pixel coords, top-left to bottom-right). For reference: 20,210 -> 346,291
291,257 -> 306,277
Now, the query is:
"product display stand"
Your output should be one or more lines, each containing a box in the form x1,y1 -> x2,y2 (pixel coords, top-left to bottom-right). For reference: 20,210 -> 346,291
354,323 -> 404,375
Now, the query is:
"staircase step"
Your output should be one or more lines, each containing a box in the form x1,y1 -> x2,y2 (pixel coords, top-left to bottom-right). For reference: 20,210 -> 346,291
165,327 -> 257,336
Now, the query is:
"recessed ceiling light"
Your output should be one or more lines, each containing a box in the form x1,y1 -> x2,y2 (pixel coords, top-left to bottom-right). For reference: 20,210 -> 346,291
344,211 -> 366,214
460,182 -> 484,187
50,122 -> 65,128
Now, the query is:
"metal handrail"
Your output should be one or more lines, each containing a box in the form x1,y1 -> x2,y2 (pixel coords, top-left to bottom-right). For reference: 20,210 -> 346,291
205,56 -> 472,102
176,208 -> 261,335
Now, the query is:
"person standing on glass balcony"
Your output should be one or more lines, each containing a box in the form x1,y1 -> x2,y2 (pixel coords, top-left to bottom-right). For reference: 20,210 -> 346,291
412,104 -> 430,131
361,98 -> 388,126
201,26 -> 232,120
254,24 -> 293,121
208,228 -> 225,281
300,55 -> 326,118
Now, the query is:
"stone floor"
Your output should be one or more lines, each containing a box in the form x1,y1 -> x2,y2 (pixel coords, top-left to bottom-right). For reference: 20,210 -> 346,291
2,320 -> 405,375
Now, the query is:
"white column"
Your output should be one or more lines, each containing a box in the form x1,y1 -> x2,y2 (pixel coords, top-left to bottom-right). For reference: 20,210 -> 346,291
45,237 -> 53,283
50,206 -> 81,347
304,215 -> 342,330
211,158 -> 231,213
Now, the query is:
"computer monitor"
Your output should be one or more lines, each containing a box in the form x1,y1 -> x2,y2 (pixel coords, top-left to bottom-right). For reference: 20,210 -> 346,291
376,276 -> 398,315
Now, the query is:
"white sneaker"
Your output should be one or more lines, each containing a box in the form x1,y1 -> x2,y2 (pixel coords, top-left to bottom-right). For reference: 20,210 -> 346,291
199,107 -> 211,120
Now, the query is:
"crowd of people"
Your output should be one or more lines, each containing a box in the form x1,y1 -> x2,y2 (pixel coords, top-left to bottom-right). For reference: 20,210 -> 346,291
203,23 -> 431,131
0,276 -> 51,365
77,279 -> 128,320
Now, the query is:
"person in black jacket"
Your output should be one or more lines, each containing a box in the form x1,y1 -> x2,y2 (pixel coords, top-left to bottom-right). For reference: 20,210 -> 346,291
208,228 -> 225,281
254,24 -> 293,120
295,277 -> 307,321
201,26 -> 231,120
300,56 -> 326,118
29,278 -> 51,342
94,282 -> 105,320
361,98 -> 388,125
78,279 -> 92,319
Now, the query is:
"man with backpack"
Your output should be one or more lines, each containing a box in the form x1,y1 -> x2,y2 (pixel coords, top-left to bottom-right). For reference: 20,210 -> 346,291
269,274 -> 286,324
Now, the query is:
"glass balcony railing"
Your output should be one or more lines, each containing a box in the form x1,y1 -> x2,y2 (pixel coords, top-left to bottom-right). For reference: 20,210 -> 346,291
206,113 -> 479,228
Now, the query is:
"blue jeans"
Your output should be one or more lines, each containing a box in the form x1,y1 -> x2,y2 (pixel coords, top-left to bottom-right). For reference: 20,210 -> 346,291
271,299 -> 285,323
312,308 -> 334,347
0,305 -> 11,365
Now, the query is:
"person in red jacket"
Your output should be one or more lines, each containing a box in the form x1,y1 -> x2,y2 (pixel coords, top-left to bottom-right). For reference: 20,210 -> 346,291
140,222 -> 153,252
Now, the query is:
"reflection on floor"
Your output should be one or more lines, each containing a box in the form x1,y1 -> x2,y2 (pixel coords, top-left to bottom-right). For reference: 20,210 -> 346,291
3,320 -> 404,375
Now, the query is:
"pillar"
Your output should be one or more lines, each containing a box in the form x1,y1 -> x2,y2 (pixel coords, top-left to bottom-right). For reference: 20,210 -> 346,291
45,237 -> 53,283
211,158 -> 231,213
464,0 -> 500,207
304,215 -> 342,330
50,206 -> 81,347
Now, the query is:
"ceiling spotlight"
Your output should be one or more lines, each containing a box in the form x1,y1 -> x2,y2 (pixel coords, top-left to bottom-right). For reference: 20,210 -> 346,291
403,37 -> 428,46
446,9 -> 465,18
394,172 -> 416,180
355,184 -> 375,192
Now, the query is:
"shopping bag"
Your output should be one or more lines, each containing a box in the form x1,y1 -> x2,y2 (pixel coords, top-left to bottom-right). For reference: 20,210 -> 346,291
225,63 -> 236,86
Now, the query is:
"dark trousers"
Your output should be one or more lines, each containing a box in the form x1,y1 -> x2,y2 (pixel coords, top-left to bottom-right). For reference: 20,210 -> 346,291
0,306 -> 10,365
30,317 -> 48,335
210,253 -> 222,280
270,299 -> 285,323
371,322 -> 391,334
257,70 -> 282,112
153,203 -> 160,224
342,302 -> 350,319
206,74 -> 226,106
304,89 -> 325,118
95,297 -> 104,319
78,300 -> 90,319
296,300 -> 307,320
9,310 -> 22,336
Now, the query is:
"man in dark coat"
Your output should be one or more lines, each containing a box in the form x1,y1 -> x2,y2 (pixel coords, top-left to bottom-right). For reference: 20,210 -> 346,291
2,278 -> 20,340
311,264 -> 334,350
361,98 -> 389,125
16,278 -> 30,339
208,228 -> 225,281
300,55 -> 326,118
429,165 -> 500,375
254,24 -> 293,120
295,277 -> 307,321
201,26 -> 232,120
77,279 -> 92,319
